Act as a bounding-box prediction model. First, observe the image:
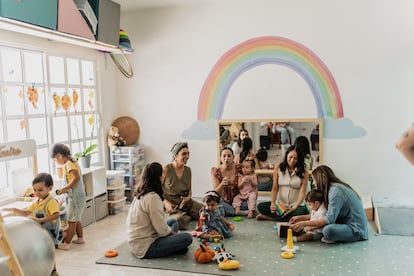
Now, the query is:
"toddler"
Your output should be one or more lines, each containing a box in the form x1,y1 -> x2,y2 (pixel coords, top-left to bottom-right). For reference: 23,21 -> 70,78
51,143 -> 86,250
256,147 -> 274,191
233,159 -> 258,218
289,189 -> 327,242
194,191 -> 234,239
3,173 -> 62,275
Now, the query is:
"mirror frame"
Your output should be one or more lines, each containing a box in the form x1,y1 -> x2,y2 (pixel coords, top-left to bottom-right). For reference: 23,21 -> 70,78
217,118 -> 323,195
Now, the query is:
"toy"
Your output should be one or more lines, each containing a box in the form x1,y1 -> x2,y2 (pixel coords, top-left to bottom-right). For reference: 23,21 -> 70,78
218,259 -> 241,270
280,251 -> 294,259
107,126 -> 125,149
213,251 -> 234,264
281,228 -> 299,253
105,249 -> 118,258
194,244 -> 215,263
275,202 -> 285,216
233,216 -> 243,221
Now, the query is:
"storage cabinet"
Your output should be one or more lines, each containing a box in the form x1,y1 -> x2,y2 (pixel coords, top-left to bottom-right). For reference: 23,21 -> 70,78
109,144 -> 145,202
76,166 -> 108,226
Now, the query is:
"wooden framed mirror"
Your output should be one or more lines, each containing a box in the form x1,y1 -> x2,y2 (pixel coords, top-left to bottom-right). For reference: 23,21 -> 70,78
217,118 -> 323,194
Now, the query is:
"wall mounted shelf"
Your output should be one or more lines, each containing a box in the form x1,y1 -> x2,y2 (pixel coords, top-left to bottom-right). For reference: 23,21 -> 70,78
0,16 -> 121,53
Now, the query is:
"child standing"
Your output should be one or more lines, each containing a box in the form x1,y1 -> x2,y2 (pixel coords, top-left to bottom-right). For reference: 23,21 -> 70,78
3,173 -> 62,275
289,189 -> 327,242
195,191 -> 234,238
51,143 -> 86,250
256,147 -> 274,191
232,159 -> 258,218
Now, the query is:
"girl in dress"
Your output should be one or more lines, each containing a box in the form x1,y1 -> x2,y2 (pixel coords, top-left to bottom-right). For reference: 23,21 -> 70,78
195,191 -> 234,239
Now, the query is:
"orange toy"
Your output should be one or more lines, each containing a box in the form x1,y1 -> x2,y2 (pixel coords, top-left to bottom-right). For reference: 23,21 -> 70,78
105,249 -> 118,258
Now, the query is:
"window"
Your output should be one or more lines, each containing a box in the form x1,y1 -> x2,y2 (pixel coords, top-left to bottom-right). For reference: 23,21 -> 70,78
0,45 -> 101,199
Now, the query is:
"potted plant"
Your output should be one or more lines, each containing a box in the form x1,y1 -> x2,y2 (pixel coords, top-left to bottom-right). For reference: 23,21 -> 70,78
74,113 -> 98,168
75,143 -> 97,168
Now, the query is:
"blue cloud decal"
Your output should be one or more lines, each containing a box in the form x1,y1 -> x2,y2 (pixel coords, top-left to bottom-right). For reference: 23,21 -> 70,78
323,117 -> 366,139
181,120 -> 216,140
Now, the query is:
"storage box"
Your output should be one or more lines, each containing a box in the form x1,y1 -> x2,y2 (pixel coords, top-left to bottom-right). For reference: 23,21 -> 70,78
80,198 -> 95,226
108,197 -> 126,215
107,185 -> 125,201
0,0 -> 57,30
106,170 -> 125,188
58,0 -> 95,40
94,193 -> 108,221
87,0 -> 120,45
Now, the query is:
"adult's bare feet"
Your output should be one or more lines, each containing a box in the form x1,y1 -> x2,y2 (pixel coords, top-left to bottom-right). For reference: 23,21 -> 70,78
256,214 -> 272,221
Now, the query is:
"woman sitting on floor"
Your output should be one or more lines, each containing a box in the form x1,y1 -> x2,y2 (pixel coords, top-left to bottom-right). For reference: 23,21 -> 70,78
126,162 -> 192,258
256,145 -> 309,221
290,165 -> 368,243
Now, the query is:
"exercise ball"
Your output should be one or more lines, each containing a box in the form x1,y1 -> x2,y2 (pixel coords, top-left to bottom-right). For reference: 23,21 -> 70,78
0,216 -> 55,276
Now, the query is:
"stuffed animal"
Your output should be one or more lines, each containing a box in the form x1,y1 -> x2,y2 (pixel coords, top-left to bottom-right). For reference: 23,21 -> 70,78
107,126 -> 125,149
213,251 -> 234,264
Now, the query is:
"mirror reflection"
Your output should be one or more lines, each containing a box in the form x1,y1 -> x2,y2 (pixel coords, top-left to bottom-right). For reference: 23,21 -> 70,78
218,119 -> 323,191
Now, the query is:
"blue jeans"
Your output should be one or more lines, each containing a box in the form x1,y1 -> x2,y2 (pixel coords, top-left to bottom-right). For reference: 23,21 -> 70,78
144,219 -> 192,258
167,218 -> 179,232
322,224 -> 366,242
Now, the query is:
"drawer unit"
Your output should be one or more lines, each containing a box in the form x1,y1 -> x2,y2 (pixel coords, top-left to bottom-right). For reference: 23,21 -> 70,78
94,192 -> 108,221
80,198 -> 95,227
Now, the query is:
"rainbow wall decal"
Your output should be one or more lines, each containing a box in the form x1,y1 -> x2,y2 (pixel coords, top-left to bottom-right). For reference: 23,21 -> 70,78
197,36 -> 343,120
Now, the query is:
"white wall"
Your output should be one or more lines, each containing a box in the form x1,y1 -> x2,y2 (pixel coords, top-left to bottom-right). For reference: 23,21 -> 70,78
117,0 -> 414,197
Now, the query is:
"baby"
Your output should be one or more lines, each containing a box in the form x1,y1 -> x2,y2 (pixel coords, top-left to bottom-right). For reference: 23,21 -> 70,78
232,159 -> 258,218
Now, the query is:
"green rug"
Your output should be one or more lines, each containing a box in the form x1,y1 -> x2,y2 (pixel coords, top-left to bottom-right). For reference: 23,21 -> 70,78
96,219 -> 414,275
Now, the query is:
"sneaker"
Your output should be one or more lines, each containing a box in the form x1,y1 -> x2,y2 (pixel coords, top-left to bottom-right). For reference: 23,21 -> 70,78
72,238 -> 85,244
321,237 -> 336,244
57,242 -> 70,250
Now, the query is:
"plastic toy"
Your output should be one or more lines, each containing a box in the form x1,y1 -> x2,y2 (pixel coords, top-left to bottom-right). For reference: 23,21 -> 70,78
105,249 -> 118,258
233,216 -> 243,221
281,228 -> 299,253
218,259 -> 241,270
280,251 -> 294,259
275,202 -> 285,216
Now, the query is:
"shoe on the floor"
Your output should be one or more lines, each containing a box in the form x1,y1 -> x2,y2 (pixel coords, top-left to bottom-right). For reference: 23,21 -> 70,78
58,242 -> 71,250
72,238 -> 85,244
321,237 -> 336,244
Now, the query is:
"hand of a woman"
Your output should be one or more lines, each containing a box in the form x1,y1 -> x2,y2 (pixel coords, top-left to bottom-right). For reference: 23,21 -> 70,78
270,203 -> 276,213
165,201 -> 175,214
282,205 -> 297,217
222,176 -> 229,186
179,196 -> 189,209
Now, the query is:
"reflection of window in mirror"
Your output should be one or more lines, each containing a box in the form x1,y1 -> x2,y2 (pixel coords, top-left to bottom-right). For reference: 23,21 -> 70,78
217,119 -> 323,193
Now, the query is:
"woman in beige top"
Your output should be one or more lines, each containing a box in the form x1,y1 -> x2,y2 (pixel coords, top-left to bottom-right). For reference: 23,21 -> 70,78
162,142 -> 203,230
256,145 -> 309,221
126,162 -> 192,258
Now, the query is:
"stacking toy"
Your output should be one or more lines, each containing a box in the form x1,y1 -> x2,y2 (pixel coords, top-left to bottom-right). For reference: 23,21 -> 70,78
281,228 -> 299,253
